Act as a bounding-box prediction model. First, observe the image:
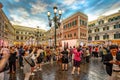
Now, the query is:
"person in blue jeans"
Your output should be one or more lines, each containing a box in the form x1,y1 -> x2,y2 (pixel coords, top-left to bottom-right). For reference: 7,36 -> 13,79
19,46 -> 24,69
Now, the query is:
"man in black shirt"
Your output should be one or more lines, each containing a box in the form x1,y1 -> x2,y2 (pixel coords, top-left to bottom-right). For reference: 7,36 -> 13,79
104,45 -> 120,80
61,48 -> 69,71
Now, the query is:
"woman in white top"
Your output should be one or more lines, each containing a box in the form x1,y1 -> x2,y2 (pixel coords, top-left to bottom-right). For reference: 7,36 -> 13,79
23,48 -> 35,80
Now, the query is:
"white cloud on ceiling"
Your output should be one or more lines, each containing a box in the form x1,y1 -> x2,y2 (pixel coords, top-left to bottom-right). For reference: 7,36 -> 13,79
11,16 -> 49,30
30,0 -> 48,14
9,7 -> 49,30
88,14 -> 98,21
88,1 -> 120,21
102,1 -> 120,16
61,0 -> 86,11
9,7 -> 29,19
63,0 -> 76,5
14,0 -> 19,2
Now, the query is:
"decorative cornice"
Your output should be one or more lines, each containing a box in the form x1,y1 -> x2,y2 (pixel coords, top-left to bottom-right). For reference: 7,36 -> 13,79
89,28 -> 120,35
88,10 -> 120,24
88,19 -> 120,29
62,12 -> 88,23
13,25 -> 46,32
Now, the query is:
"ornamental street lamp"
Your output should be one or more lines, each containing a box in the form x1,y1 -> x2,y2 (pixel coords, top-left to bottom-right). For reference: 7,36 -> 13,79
35,26 -> 39,46
49,37 -> 52,48
47,6 -> 62,49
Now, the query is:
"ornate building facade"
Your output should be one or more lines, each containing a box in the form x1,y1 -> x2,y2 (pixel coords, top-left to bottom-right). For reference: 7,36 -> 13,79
62,12 -> 88,48
14,25 -> 46,46
43,22 -> 63,48
88,10 -> 120,45
0,3 -> 14,47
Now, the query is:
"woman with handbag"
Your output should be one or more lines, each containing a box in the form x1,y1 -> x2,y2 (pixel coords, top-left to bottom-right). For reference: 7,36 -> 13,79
22,48 -> 35,80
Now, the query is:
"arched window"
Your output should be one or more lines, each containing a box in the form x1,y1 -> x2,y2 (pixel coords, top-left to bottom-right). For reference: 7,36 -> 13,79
107,26 -> 109,30
98,20 -> 104,24
111,18 -> 113,21
92,23 -> 95,27
74,33 -> 76,36
118,16 -> 120,19
16,36 -> 19,40
88,29 -> 92,33
21,36 -> 23,40
95,28 -> 99,32
103,33 -> 109,40
113,17 -> 116,21
114,32 -> 120,39
108,18 -> 111,22
88,25 -> 91,27
95,34 -> 99,40
101,20 -> 104,24
115,17 -> 118,20
68,34 -> 69,37
114,24 -> 120,29
98,21 -> 100,25
88,36 -> 92,41
64,35 -> 66,38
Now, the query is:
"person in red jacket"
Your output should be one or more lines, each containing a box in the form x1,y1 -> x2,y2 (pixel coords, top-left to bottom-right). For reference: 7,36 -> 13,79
71,48 -> 82,75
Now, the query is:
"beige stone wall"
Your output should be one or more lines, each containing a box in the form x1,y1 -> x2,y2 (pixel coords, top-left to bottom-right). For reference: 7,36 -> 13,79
0,3 -> 14,46
88,10 -> 120,45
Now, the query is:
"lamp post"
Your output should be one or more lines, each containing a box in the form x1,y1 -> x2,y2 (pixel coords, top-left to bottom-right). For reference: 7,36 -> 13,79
47,6 -> 62,49
35,26 -> 39,46
49,37 -> 51,48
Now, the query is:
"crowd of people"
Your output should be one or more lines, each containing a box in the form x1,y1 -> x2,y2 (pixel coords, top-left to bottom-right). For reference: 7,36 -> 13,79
0,44 -> 120,80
